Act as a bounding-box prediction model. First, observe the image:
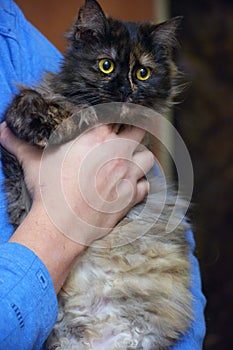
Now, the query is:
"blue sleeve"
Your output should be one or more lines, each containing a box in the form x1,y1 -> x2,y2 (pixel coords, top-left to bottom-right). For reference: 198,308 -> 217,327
171,228 -> 206,349
0,0 -> 63,118
0,0 -> 63,242
0,1 -> 62,349
0,243 -> 58,350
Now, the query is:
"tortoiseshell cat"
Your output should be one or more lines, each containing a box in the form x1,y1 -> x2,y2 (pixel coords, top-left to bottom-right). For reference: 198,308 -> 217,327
2,0 -> 192,349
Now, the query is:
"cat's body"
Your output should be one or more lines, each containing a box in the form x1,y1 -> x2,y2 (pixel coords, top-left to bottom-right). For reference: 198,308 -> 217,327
2,1 -> 192,349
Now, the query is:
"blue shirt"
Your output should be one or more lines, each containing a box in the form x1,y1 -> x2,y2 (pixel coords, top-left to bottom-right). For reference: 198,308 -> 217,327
0,1 -> 62,349
0,1 -> 206,349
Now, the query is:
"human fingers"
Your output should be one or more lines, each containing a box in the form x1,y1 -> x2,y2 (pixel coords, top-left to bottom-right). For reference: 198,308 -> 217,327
0,122 -> 22,155
132,148 -> 155,180
133,178 -> 150,205
0,122 -> 43,200
76,124 -> 145,163
117,125 -> 146,144
0,122 -> 41,165
79,124 -> 114,147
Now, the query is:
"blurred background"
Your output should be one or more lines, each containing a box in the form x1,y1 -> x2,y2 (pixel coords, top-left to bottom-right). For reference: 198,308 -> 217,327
171,2 -> 233,349
15,1 -> 233,349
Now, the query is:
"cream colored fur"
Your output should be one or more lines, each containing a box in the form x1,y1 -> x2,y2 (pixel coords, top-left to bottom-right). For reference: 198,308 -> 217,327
46,180 -> 192,350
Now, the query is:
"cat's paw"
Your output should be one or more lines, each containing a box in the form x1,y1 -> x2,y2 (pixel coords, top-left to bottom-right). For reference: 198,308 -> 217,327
4,89 -> 55,146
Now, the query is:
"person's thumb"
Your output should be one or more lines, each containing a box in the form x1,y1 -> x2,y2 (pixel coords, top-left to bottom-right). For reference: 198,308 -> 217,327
0,122 -> 40,165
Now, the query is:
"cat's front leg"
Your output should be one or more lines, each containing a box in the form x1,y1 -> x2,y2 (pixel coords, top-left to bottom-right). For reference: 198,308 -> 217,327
1,146 -> 31,227
4,88 -> 63,146
2,88 -> 64,226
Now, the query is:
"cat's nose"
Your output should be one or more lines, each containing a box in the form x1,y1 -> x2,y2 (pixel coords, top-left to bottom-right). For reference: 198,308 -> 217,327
119,86 -> 132,102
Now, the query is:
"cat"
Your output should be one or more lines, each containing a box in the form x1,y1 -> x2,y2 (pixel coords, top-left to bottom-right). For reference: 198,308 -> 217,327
1,0 -> 192,349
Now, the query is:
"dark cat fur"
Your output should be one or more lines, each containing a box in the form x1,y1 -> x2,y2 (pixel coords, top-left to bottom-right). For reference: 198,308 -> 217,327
1,1 -> 192,349
3,0 -> 181,226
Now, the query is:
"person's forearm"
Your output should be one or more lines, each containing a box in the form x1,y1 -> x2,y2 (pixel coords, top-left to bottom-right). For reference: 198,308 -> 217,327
10,201 -> 85,293
0,241 -> 58,350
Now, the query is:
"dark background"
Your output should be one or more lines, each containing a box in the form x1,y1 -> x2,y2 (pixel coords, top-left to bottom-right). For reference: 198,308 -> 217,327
15,1 -> 233,348
171,1 -> 233,349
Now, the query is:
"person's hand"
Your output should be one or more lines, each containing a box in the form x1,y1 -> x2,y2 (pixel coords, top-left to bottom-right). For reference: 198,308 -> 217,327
0,122 -> 153,242
0,121 -> 154,291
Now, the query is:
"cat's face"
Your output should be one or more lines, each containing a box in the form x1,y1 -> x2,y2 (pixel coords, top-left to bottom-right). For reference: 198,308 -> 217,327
59,0 -> 180,112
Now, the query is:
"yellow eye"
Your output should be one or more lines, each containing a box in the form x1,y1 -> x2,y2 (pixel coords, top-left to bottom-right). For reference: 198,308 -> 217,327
136,67 -> 151,81
98,59 -> 115,74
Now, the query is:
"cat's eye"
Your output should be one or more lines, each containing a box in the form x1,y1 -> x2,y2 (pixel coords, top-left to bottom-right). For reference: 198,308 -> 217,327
136,67 -> 151,81
98,59 -> 115,74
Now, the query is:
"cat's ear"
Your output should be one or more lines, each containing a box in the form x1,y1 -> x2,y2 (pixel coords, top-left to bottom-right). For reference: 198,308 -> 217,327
151,16 -> 183,47
72,0 -> 107,41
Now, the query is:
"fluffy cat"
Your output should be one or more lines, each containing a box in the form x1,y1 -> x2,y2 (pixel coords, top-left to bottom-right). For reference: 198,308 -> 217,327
1,0 -> 192,349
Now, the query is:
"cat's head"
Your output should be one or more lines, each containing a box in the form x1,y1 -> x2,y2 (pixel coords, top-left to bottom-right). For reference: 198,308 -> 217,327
58,0 -> 181,112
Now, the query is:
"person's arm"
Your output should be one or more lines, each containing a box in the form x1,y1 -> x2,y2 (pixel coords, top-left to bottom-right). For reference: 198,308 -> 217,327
171,228 -> 206,349
0,0 -> 63,243
0,242 -> 58,350
0,0 -> 63,117
0,3 -> 64,348
1,122 -> 152,292
0,122 -> 153,350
